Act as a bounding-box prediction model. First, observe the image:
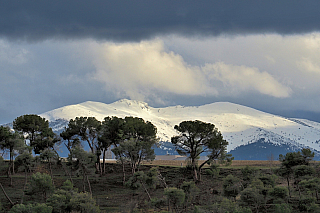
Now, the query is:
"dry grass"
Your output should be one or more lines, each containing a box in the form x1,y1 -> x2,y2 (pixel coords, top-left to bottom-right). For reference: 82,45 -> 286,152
229,160 -> 281,167
103,159 -> 282,168
142,160 -> 190,167
141,160 -> 281,167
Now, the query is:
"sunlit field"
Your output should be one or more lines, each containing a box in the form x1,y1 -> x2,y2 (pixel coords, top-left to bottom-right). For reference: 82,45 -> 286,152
108,160 -> 282,168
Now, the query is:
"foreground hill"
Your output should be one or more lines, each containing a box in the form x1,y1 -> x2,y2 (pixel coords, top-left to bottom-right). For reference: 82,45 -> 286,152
38,99 -> 320,160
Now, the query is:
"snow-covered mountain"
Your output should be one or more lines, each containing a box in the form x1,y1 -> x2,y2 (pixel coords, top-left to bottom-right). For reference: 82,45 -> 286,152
40,99 -> 320,160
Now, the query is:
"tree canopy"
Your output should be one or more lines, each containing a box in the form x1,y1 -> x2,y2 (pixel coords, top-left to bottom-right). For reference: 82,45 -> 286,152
13,114 -> 58,154
171,120 -> 230,181
61,117 -> 101,154
98,116 -> 125,174
277,148 -> 315,197
112,117 -> 158,174
0,126 -> 24,184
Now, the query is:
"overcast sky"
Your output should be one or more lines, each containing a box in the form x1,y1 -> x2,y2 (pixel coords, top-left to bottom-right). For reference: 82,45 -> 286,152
1,0 -> 320,124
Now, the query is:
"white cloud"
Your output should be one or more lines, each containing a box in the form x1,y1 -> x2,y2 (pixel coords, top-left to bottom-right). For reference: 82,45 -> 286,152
164,33 -> 320,93
89,40 -> 291,101
91,40 -> 215,101
0,40 -> 30,64
297,58 -> 320,73
202,62 -> 292,97
2,32 -> 320,124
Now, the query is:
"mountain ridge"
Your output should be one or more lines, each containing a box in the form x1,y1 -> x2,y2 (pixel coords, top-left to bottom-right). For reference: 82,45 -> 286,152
0,99 -> 316,160
37,99 -> 320,160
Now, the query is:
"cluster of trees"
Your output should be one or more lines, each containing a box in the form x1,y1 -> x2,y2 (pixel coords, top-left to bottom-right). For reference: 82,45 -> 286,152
60,116 -> 230,184
213,148 -> 320,213
61,116 -> 159,185
0,114 -> 230,212
130,148 -> 320,213
8,173 -> 100,213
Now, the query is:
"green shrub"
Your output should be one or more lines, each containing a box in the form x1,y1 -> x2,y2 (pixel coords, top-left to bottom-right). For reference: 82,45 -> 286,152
69,192 -> 100,213
164,187 -> 185,210
223,175 -> 241,199
9,203 -> 53,213
298,197 -> 318,212
269,186 -> 289,203
27,172 -> 54,202
274,203 -> 291,213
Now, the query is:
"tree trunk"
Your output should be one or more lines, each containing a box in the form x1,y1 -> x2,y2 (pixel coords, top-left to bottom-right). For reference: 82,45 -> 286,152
141,182 -> 151,201
99,159 -> 102,176
102,149 -> 106,174
298,184 -> 301,200
122,161 -> 126,185
82,170 -> 86,192
11,154 -> 15,175
8,160 -> 13,186
158,173 -> 168,188
21,168 -> 28,204
0,183 -> 14,206
194,168 -> 198,182
287,177 -> 291,198
192,158 -> 198,181
49,161 -> 54,186
95,151 -> 101,174
87,139 -> 94,153
61,163 -> 73,184
86,174 -> 92,195
131,162 -> 136,175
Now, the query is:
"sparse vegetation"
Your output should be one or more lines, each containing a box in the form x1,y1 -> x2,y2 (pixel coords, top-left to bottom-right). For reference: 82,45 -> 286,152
1,114 -> 320,212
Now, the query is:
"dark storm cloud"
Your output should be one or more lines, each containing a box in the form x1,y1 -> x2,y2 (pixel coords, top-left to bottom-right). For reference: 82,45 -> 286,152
1,0 -> 320,41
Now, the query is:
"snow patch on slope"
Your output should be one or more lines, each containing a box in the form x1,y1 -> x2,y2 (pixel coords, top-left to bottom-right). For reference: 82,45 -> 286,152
40,99 -> 320,153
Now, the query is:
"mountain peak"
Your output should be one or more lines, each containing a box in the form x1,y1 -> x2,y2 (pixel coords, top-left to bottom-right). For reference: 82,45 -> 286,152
40,99 -> 320,159
113,99 -> 149,107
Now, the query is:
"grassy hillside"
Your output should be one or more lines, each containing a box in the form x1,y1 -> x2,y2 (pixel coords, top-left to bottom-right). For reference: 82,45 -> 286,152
0,160 -> 281,212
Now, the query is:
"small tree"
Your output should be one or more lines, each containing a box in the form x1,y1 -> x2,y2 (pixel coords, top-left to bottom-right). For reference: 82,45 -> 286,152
112,117 -> 158,175
125,167 -> 159,201
223,175 -> 242,201
113,138 -> 156,175
299,178 -> 320,201
279,148 -> 314,168
211,198 -> 252,213
273,203 -> 291,213
15,150 -> 35,204
69,192 -> 101,213
46,180 -> 74,212
27,172 -> 54,202
171,120 -> 230,181
98,116 -> 125,175
0,126 -> 24,185
240,186 -> 264,213
241,166 -> 257,188
269,186 -> 289,204
40,149 -> 59,185
61,117 -> 101,173
67,145 -> 95,194
277,148 -> 315,197
164,187 -> 185,212
9,203 -> 53,213
298,197 -> 320,212
180,181 -> 199,211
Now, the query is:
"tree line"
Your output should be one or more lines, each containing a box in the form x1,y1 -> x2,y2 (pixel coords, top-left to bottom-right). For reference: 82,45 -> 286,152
0,114 -> 229,212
